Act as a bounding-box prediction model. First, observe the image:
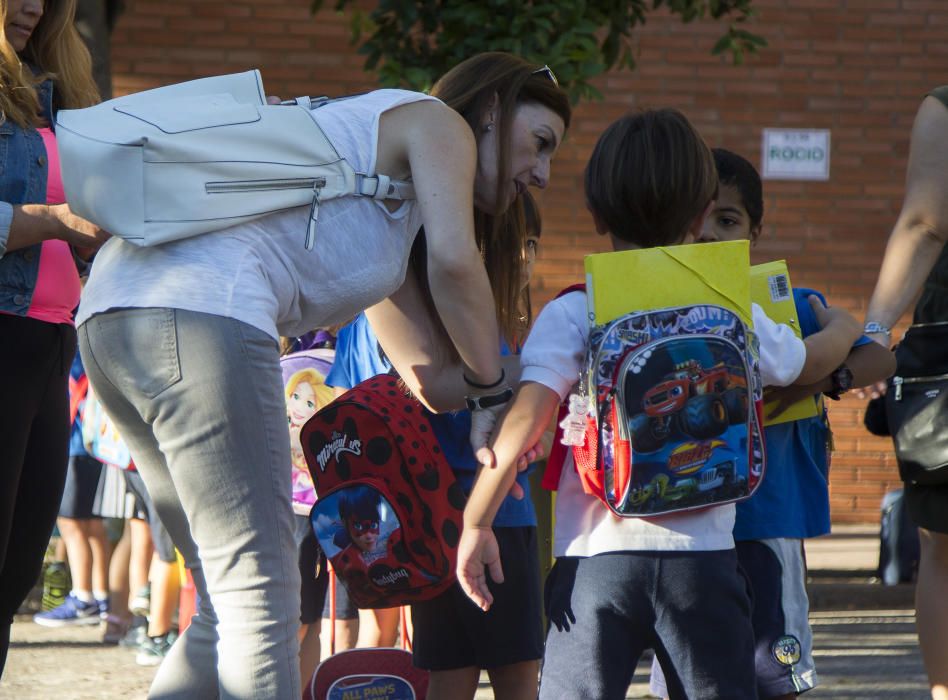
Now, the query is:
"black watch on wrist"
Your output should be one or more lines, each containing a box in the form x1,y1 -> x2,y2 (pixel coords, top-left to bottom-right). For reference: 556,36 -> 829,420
824,364 -> 854,401
465,387 -> 514,411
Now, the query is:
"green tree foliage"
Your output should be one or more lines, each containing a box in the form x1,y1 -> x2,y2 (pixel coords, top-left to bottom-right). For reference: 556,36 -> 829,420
312,0 -> 765,103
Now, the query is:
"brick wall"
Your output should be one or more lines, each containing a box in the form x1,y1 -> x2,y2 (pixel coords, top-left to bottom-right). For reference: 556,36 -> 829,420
110,0 -> 942,524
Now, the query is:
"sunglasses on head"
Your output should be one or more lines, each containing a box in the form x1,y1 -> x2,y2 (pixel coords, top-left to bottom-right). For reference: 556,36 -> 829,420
350,519 -> 379,534
531,64 -> 559,87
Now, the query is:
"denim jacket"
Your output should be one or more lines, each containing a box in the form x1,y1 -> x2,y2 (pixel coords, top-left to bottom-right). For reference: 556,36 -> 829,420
0,79 -> 53,315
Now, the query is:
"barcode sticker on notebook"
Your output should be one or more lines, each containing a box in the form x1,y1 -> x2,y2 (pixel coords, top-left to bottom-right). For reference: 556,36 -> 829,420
768,273 -> 791,303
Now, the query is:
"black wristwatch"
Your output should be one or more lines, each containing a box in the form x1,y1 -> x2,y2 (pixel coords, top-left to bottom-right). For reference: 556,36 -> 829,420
465,387 -> 514,411
824,364 -> 854,401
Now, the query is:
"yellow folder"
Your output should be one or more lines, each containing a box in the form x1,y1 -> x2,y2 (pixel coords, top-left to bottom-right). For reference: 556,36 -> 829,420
750,260 -> 820,426
583,240 -> 752,326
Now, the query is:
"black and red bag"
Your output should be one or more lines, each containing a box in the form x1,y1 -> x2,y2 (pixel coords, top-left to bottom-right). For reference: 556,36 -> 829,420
302,375 -> 466,609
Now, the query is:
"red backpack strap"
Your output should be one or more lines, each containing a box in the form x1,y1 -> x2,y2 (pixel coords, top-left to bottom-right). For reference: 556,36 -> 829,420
555,282 -> 585,299
542,403 -> 571,491
540,282 -> 588,491
69,374 -> 89,426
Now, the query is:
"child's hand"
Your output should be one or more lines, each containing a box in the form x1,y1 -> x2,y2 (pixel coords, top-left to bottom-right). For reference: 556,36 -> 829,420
808,295 -> 861,337
456,525 -> 502,611
856,380 -> 887,400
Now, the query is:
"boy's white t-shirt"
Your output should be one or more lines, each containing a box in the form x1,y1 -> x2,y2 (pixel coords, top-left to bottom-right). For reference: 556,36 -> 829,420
520,290 -> 806,557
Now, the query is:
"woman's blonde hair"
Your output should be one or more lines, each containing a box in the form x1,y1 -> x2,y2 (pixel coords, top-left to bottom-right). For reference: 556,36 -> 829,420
0,0 -> 99,128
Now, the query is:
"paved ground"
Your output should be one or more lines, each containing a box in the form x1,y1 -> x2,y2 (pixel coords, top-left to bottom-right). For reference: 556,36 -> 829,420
0,526 -> 931,699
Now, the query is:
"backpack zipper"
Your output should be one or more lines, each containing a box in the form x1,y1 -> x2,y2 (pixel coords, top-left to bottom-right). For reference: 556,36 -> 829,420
204,177 -> 327,194
891,373 -> 948,401
205,177 -> 326,250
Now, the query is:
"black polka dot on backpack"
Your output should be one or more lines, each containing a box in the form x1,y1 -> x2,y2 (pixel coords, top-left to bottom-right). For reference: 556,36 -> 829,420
396,492 -> 414,514
441,519 -> 460,549
447,482 -> 467,511
366,436 -> 392,465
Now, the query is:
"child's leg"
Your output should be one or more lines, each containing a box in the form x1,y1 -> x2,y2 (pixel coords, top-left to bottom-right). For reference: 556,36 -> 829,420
425,668 -> 481,700
57,517 -> 93,594
736,539 -> 816,699
296,514 -> 327,684
127,516 -> 153,607
356,607 -> 399,647
147,554 -> 181,637
86,518 -> 111,597
108,521 -> 131,621
651,549 -> 755,700
319,572 -> 359,659
538,554 -> 653,700
486,660 -> 540,700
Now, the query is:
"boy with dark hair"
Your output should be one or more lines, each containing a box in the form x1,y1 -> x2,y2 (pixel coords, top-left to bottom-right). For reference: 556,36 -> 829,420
644,148 -> 895,699
456,110 -> 865,699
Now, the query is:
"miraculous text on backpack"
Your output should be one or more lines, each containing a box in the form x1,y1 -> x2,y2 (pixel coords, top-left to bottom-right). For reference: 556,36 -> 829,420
301,375 -> 465,608
549,280 -> 766,517
55,70 -> 415,250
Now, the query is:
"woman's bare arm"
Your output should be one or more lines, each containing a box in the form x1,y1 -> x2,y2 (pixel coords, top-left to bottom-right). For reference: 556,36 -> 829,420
865,95 -> 948,340
377,101 -> 503,388
366,271 -> 521,413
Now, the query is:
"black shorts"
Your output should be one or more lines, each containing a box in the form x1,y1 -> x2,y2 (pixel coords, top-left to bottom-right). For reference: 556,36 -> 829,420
411,526 -> 544,671
59,455 -> 105,519
123,470 -> 177,563
295,514 -> 328,624
904,481 -> 948,534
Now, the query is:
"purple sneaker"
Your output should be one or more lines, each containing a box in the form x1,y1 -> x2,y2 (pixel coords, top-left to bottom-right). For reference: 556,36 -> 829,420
33,594 -> 102,627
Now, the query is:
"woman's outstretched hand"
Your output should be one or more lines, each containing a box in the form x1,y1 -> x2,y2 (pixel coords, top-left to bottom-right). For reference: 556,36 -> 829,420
456,524 -> 502,611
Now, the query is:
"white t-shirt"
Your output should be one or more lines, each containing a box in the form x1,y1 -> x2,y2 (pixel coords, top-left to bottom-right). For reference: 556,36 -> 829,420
77,90 -> 439,340
520,291 -> 806,557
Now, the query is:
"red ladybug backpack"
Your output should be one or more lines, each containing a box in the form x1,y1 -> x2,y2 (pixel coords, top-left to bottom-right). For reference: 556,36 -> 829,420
301,375 -> 465,609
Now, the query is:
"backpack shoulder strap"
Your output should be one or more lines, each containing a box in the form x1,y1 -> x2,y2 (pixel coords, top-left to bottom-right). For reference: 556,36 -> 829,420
541,281 -> 589,491
556,282 -> 586,299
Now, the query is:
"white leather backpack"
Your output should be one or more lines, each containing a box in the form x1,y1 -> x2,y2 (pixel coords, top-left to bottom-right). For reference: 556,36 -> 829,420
55,70 -> 414,250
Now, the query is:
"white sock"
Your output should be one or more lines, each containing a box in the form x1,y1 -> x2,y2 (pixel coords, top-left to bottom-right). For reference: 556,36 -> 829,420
93,590 -> 109,602
72,589 -> 95,604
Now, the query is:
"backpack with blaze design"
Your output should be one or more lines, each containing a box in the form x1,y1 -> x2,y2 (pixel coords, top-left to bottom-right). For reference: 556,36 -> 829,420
548,285 -> 766,517
302,375 -> 465,608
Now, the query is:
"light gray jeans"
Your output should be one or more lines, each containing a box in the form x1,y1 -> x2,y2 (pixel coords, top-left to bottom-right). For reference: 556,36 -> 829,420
79,308 -> 301,699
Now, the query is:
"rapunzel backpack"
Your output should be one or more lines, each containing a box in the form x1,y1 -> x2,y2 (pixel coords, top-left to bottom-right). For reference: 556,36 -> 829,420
547,284 -> 767,517
301,375 -> 466,608
281,331 -> 336,515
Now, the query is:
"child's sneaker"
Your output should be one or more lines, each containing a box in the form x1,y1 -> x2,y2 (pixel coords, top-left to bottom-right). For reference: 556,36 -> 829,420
40,561 -> 70,612
33,594 -> 101,627
129,584 -> 151,618
96,597 -> 110,619
119,615 -> 148,649
135,632 -> 176,667
102,614 -> 131,645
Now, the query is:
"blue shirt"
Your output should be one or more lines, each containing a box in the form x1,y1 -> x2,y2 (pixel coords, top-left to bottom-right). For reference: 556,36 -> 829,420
326,314 -> 537,527
734,288 -> 872,541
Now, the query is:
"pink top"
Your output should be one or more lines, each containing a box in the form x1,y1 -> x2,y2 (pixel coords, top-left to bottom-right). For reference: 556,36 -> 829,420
26,128 -> 79,325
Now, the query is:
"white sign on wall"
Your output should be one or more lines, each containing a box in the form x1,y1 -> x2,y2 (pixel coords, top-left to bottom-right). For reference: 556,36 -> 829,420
761,129 -> 831,181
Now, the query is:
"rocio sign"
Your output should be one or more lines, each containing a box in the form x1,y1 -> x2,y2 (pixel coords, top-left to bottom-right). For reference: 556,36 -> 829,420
761,129 -> 830,181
